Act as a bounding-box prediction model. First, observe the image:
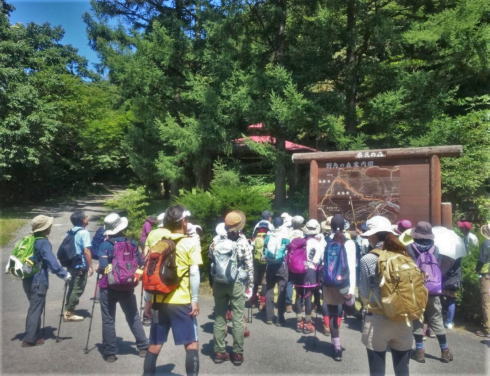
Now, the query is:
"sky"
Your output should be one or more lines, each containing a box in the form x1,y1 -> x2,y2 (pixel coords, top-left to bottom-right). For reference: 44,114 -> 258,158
9,0 -> 100,68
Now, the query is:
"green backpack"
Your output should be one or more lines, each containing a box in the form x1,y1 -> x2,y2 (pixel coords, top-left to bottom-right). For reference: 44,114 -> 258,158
253,233 -> 267,265
5,235 -> 41,279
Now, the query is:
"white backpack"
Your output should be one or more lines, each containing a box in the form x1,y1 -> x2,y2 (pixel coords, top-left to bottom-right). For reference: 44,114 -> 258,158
210,238 -> 238,285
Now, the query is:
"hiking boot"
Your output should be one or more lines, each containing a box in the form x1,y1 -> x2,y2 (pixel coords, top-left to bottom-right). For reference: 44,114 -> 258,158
244,327 -> 250,337
323,323 -> 330,335
441,349 -> 453,363
213,352 -> 230,364
142,316 -> 152,326
138,349 -> 148,358
296,319 -> 304,333
475,330 -> 490,338
445,322 -> 454,330
333,348 -> 343,361
303,321 -> 315,334
230,352 -> 244,366
412,348 -> 425,363
265,320 -> 273,325
275,318 -> 286,327
64,311 -> 84,322
286,304 -> 293,313
225,310 -> 233,321
35,338 -> 45,345
103,354 -> 118,363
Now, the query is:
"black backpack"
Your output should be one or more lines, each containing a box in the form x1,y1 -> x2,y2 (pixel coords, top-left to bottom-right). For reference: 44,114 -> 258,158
57,229 -> 82,267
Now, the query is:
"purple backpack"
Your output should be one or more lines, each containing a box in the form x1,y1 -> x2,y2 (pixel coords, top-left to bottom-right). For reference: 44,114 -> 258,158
413,245 -> 442,295
287,238 -> 308,274
107,240 -> 139,291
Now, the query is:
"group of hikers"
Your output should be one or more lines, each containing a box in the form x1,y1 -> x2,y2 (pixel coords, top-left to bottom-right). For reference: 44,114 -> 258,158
6,205 -> 490,376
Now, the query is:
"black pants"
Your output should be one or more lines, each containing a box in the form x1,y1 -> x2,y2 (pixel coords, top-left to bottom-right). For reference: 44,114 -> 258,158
99,288 -> 148,356
253,262 -> 267,298
366,348 -> 410,376
265,268 -> 287,322
22,279 -> 46,343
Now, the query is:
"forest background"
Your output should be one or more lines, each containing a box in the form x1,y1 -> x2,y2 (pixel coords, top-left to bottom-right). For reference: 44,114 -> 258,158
0,0 -> 489,321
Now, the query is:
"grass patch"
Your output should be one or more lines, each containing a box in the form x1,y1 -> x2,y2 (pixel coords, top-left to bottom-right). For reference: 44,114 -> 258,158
0,216 -> 28,247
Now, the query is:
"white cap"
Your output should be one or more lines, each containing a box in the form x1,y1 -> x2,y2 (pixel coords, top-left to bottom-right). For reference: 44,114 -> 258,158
157,212 -> 165,228
361,216 -> 396,237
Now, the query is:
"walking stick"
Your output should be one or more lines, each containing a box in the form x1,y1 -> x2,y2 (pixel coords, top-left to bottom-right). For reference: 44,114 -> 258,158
56,282 -> 69,343
42,300 -> 46,340
84,273 -> 100,354
348,196 -> 358,230
139,282 -> 145,321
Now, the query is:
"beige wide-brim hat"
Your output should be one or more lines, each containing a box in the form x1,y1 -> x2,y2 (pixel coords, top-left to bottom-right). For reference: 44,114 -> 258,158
321,216 -> 333,233
224,210 -> 246,232
104,213 -> 128,236
303,219 -> 321,236
481,222 -> 490,240
31,215 -> 54,233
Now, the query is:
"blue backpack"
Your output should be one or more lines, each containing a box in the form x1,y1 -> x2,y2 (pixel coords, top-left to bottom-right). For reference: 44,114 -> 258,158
323,239 -> 350,289
90,226 -> 106,260
264,232 -> 289,263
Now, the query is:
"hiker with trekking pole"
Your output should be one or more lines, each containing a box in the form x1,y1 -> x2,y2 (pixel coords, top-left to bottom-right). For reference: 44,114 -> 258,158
5,215 -> 72,347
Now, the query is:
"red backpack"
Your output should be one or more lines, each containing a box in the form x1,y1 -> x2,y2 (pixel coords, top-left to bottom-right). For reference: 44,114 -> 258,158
142,239 -> 180,295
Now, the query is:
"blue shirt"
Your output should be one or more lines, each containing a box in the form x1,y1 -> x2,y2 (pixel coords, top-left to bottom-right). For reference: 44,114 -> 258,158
71,226 -> 91,269
31,238 -> 67,288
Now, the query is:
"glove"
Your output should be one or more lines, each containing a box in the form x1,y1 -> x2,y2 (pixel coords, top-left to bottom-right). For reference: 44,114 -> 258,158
133,268 -> 143,283
245,288 -> 253,300
104,264 -> 112,275
64,272 -> 72,282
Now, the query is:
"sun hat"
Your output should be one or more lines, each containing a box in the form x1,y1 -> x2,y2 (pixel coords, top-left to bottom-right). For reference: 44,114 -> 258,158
321,216 -> 333,233
302,219 -> 321,236
104,213 -> 128,236
457,220 -> 472,231
291,215 -> 305,228
481,222 -> 490,240
411,221 -> 434,240
361,216 -> 395,237
225,210 -> 246,232
331,214 -> 346,232
31,215 -> 54,233
396,219 -> 413,235
157,212 -> 166,228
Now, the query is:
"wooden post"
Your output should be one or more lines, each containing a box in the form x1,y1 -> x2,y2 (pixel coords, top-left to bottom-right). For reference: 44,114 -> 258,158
309,160 -> 319,219
441,202 -> 453,229
430,155 -> 442,225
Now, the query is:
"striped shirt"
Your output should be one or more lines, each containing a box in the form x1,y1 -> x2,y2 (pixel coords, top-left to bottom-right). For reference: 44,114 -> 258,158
359,252 -> 381,307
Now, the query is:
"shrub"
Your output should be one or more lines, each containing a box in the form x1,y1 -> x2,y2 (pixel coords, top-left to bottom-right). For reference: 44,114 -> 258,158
459,244 -> 482,324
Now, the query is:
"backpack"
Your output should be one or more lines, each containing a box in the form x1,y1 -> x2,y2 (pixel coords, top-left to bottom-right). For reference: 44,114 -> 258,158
90,226 -> 105,260
286,238 -> 307,274
368,249 -> 428,324
210,238 -> 238,285
264,232 -> 288,263
142,238 -> 180,295
253,233 -> 267,265
412,245 -> 442,295
106,239 -> 139,291
57,229 -> 82,267
5,235 -> 41,279
323,239 -> 350,289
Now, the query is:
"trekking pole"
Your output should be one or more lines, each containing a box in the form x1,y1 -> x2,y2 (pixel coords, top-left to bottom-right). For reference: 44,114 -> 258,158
84,273 -> 100,354
56,281 -> 69,343
348,196 -> 358,230
139,282 -> 145,321
42,300 -> 46,340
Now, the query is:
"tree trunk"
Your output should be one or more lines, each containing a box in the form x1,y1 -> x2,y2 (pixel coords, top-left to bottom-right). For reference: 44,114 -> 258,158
274,136 -> 287,208
345,0 -> 358,134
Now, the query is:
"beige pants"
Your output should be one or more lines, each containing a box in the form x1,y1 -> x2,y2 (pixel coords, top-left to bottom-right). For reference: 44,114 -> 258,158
362,314 -> 413,352
412,295 -> 446,336
481,275 -> 490,332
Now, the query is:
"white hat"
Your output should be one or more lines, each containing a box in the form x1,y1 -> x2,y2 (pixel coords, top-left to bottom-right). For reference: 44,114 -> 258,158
302,219 -> 321,236
187,222 -> 202,236
104,213 -> 128,236
361,216 -> 395,237
291,215 -> 304,228
157,212 -> 165,228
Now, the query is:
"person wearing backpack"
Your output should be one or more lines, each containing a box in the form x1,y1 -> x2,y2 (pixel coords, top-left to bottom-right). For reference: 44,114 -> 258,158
18,215 -> 71,347
209,210 -> 253,365
62,211 -> 93,322
407,221 -> 453,364
252,210 -> 274,238
285,215 -> 305,313
97,213 -> 148,362
264,217 -> 290,326
322,214 -> 356,361
251,221 -> 269,310
359,215 -> 424,376
140,216 -> 158,249
143,205 -> 202,376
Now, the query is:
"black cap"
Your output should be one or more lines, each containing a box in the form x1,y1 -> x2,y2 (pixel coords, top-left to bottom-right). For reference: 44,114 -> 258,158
262,210 -> 273,220
331,214 -> 345,232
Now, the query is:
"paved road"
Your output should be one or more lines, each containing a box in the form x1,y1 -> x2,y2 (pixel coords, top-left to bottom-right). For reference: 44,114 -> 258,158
1,194 -> 489,375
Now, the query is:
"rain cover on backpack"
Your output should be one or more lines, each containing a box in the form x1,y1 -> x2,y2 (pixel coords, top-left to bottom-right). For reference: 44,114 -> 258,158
368,249 -> 428,325
210,238 -> 238,285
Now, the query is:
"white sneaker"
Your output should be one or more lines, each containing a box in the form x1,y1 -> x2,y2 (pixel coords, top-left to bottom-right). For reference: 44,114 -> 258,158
64,311 -> 84,321
446,322 -> 454,329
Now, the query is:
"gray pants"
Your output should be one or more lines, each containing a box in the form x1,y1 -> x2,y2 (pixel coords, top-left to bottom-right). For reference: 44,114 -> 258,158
99,288 -> 148,356
22,279 -> 46,343
413,295 -> 446,336
265,268 -> 287,322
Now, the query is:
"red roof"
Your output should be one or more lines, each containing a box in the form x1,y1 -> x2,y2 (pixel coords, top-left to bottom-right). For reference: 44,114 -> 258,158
234,135 -> 317,152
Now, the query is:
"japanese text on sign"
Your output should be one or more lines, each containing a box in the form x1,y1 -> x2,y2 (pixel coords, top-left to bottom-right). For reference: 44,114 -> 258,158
325,161 -> 375,169
355,151 -> 385,159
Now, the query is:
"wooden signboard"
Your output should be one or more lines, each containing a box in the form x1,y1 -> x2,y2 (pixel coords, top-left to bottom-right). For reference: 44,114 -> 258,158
292,146 -> 462,227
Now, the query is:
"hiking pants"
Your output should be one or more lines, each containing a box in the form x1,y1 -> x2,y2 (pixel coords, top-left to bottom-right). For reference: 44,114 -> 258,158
22,279 -> 46,343
413,295 -> 445,336
99,288 -> 149,356
295,287 -> 314,319
253,262 -> 267,298
212,281 -> 246,354
265,275 -> 287,322
366,348 -> 410,376
285,280 -> 294,306
481,275 -> 490,332
65,268 -> 88,312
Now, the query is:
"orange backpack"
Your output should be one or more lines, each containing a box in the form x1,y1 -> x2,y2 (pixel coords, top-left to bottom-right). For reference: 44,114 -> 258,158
142,239 -> 180,295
